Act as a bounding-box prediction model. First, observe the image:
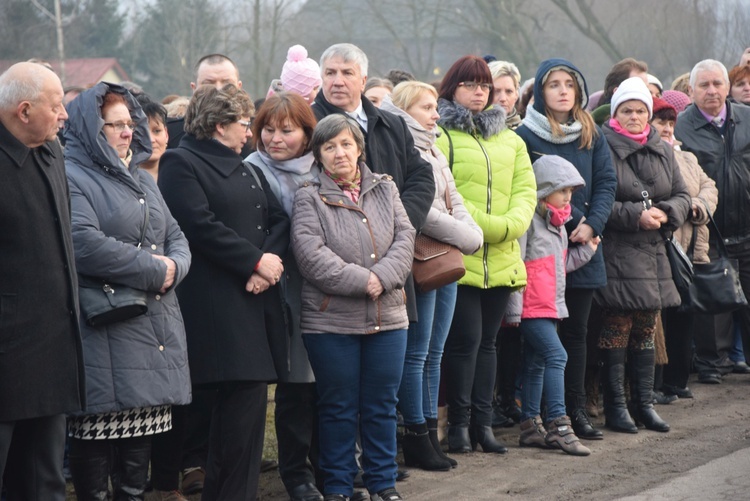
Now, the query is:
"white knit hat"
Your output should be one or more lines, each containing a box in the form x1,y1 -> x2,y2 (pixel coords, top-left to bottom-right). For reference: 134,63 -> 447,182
611,76 -> 653,119
280,45 -> 322,99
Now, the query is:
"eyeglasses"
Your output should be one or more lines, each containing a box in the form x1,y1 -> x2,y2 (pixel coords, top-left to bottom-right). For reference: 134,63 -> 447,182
458,81 -> 492,92
237,119 -> 253,132
104,122 -> 136,133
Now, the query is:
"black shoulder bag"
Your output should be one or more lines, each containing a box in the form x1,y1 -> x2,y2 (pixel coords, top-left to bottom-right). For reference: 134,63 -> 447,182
78,199 -> 150,327
683,208 -> 748,313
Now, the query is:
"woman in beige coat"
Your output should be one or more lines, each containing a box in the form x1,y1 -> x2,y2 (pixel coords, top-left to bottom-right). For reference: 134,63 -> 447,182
650,96 -> 718,399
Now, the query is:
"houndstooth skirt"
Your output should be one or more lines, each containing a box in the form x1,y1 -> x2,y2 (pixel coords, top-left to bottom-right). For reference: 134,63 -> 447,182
68,405 -> 172,440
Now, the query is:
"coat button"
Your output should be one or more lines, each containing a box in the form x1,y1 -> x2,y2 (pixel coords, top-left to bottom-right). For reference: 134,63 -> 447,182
256,203 -> 261,209
139,198 -> 145,204
155,295 -> 161,300
242,172 -> 247,176
374,326 -> 380,331
362,218 -> 367,223
257,225 -> 262,230
251,185 -> 256,189
338,200 -> 344,205
370,253 -> 376,259
151,244 -> 157,250
158,345 -> 164,351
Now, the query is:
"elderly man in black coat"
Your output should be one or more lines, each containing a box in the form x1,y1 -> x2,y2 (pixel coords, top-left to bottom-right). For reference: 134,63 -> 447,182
0,62 -> 85,500
312,43 -> 434,322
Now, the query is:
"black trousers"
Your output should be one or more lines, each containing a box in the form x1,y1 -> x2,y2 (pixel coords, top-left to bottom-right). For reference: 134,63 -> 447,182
558,288 -> 595,410
150,387 -> 216,491
275,382 -> 320,493
69,435 -> 151,501
444,286 -> 511,426
662,306 -> 695,388
495,327 -> 522,403
201,381 -> 267,501
0,414 -> 67,501
694,239 -> 750,375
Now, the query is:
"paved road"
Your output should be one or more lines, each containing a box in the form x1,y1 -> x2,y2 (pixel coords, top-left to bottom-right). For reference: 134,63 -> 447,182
617,446 -> 750,500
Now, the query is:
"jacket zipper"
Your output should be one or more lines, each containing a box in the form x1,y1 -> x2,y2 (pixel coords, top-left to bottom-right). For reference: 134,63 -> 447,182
471,133 -> 492,289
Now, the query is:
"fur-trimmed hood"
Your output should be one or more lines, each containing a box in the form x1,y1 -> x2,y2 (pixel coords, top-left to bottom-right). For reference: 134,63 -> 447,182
437,98 -> 506,140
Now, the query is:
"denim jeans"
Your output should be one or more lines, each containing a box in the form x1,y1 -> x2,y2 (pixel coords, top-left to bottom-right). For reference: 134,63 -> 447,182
520,318 -> 568,422
304,329 -> 406,497
398,282 -> 458,425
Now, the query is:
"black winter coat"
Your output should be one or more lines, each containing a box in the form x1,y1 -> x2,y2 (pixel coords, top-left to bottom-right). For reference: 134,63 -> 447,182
159,135 -> 290,384
595,125 -> 691,311
0,124 -> 84,421
675,100 -> 750,244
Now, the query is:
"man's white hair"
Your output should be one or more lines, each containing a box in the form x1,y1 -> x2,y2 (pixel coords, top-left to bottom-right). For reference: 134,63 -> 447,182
319,43 -> 369,77
689,59 -> 729,88
0,63 -> 50,111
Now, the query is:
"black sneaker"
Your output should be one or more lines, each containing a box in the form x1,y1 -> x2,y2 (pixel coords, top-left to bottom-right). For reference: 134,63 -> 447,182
371,488 -> 402,501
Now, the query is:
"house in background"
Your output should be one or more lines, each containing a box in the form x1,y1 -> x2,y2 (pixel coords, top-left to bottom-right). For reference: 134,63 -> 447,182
0,57 -> 130,90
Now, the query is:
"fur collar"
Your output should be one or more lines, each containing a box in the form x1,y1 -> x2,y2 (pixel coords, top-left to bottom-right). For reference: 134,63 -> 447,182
437,98 -> 506,140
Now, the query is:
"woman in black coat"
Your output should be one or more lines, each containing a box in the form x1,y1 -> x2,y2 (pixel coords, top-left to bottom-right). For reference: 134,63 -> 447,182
159,84 -> 290,501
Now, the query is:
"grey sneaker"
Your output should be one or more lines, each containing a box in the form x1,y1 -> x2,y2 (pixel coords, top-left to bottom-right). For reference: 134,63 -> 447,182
519,416 -> 548,448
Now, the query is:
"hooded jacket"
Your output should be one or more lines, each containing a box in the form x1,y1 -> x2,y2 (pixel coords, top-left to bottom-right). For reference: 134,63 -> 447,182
64,82 -> 192,414
505,156 -> 593,323
436,99 -> 536,290
595,124 -> 691,311
516,58 -> 617,289
380,96 -> 483,256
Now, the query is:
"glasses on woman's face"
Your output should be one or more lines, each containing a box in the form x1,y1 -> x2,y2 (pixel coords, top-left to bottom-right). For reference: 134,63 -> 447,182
237,119 -> 253,132
458,81 -> 492,92
104,122 -> 136,133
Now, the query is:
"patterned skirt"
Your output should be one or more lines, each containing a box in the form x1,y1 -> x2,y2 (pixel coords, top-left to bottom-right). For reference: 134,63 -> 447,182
68,405 -> 172,440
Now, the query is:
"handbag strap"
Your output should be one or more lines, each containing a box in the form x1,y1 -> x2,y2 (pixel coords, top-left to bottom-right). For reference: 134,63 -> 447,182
243,160 -> 265,191
439,126 -> 454,171
137,197 -> 149,249
440,170 -> 454,215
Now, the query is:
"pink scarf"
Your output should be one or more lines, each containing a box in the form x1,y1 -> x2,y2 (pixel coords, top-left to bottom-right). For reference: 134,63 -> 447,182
547,203 -> 571,227
609,118 -> 650,145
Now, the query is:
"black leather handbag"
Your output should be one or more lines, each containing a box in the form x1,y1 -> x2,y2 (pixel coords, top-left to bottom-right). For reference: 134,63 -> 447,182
683,212 -> 748,314
663,230 -> 694,309
78,201 -> 150,327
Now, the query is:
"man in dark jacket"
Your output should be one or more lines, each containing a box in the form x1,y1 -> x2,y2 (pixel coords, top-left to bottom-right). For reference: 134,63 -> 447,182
312,43 -> 434,322
675,59 -> 750,384
0,62 -> 84,500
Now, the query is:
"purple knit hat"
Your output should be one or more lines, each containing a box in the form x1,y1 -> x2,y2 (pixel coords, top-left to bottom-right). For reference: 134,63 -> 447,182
280,45 -> 322,99
661,90 -> 691,113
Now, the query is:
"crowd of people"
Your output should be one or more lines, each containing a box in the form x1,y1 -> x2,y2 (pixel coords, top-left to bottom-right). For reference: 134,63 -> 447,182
2,42 -> 750,501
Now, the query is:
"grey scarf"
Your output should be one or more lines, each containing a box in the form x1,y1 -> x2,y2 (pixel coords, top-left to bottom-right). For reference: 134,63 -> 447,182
522,105 -> 582,144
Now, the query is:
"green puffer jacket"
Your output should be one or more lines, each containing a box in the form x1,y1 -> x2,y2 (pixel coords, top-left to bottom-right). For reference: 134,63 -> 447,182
436,99 -> 536,289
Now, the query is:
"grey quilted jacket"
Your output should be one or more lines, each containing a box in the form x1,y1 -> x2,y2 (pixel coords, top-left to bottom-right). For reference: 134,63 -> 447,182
291,163 -> 416,335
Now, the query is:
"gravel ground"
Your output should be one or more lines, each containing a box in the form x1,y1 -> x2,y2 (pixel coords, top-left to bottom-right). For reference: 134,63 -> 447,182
74,371 -> 750,500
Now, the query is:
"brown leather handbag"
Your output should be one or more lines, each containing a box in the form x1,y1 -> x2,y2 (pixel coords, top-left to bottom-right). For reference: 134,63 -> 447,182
412,173 -> 466,293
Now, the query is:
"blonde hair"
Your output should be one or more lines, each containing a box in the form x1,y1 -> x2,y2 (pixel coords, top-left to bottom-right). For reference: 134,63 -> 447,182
543,69 -> 596,150
488,60 -> 521,90
391,81 -> 438,111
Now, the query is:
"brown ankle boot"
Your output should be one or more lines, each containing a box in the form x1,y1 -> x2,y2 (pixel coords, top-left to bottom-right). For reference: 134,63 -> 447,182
544,416 -> 591,456
519,416 -> 548,448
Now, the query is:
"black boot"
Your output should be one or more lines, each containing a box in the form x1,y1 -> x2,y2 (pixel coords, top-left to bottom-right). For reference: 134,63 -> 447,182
570,405 -> 603,440
112,436 -> 151,501
446,423 -> 471,453
425,418 -> 457,467
69,438 -> 111,501
628,349 -> 670,432
601,348 -> 638,434
401,423 -> 451,471
469,424 -> 508,454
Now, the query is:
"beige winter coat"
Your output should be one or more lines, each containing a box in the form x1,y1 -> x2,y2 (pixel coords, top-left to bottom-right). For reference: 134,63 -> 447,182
670,144 -> 718,264
291,163 -> 416,335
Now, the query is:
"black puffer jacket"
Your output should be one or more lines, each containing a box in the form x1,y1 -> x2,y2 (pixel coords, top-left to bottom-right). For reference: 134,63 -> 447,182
595,125 -> 691,311
675,100 -> 750,244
